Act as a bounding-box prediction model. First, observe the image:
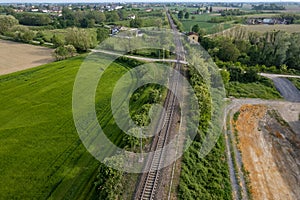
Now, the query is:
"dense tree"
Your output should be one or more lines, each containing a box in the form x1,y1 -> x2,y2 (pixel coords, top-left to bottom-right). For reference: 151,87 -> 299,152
51,34 -> 64,47
129,18 -> 143,28
10,25 -> 35,43
192,24 -> 200,33
96,28 -> 109,43
286,33 -> 300,70
123,128 -> 140,151
117,9 -> 127,20
178,10 -> 184,20
15,13 -> 51,26
105,11 -> 120,22
65,27 -> 97,52
256,31 -> 290,67
220,70 -> 230,84
87,11 -> 106,24
0,15 -> 18,34
149,89 -> 160,103
184,12 -> 190,20
94,156 -> 123,199
217,39 -> 240,62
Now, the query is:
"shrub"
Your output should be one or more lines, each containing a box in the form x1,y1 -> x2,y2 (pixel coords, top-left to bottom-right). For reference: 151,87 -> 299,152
53,45 -> 76,61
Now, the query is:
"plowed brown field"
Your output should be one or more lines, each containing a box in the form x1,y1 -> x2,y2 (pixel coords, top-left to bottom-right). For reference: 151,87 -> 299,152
0,40 -> 54,75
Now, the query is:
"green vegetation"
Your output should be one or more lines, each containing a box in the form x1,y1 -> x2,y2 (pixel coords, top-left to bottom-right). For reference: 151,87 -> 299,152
0,55 -> 99,199
214,61 -> 282,99
179,137 -> 231,200
233,111 -> 240,122
64,27 -> 97,52
129,18 -> 143,28
14,12 -> 52,26
0,15 -> 18,34
226,81 -> 281,99
53,45 -> 77,61
178,66 -> 231,199
203,31 -> 300,71
252,3 -> 285,11
0,53 -> 161,199
172,10 -> 233,34
93,58 -> 167,199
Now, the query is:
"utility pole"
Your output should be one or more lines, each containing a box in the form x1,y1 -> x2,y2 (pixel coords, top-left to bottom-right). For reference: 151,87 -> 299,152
139,127 -> 144,162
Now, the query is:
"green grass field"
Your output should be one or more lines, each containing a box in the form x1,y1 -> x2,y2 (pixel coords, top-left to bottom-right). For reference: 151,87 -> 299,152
0,53 -> 148,199
41,28 -> 98,43
173,13 -> 233,34
226,81 -> 282,99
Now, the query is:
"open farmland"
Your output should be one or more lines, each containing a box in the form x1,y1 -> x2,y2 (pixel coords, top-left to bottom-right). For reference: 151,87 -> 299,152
0,53 -> 145,199
0,39 -> 54,75
175,14 -> 232,34
243,24 -> 300,33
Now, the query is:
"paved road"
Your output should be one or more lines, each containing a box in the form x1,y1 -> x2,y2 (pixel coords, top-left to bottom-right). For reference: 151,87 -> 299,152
260,73 -> 300,102
272,78 -> 300,102
259,73 -> 300,79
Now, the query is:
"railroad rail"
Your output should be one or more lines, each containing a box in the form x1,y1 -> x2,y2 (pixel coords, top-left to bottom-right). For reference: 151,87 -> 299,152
135,9 -> 185,200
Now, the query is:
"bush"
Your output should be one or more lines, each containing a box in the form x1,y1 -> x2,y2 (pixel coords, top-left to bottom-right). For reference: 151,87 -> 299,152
12,27 -> 35,43
53,45 -> 76,61
65,27 -> 97,52
51,34 -> 64,47
0,15 -> 19,34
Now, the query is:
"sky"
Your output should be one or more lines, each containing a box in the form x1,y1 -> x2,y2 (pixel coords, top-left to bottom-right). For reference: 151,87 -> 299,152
1,0 -> 300,3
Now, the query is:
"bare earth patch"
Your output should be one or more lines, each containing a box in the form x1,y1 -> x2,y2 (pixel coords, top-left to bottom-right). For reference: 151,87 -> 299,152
0,40 -> 54,76
235,104 -> 300,200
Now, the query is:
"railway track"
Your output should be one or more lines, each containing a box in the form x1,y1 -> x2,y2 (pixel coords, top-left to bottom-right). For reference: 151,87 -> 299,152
138,64 -> 180,200
135,9 -> 185,200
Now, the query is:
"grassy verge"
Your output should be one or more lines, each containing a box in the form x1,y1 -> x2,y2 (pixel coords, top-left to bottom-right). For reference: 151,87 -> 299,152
178,66 -> 231,200
288,78 -> 300,90
226,80 -> 282,99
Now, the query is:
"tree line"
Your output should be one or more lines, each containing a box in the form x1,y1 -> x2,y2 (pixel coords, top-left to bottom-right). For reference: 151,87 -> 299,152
0,6 -> 164,29
201,30 -> 300,72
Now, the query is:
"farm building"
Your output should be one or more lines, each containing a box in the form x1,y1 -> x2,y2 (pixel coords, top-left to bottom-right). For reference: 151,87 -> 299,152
187,32 -> 199,44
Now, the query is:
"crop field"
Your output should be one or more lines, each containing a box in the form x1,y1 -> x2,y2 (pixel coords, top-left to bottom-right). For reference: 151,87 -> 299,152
174,14 -> 232,34
243,24 -> 300,33
0,53 -> 146,199
0,39 -> 54,75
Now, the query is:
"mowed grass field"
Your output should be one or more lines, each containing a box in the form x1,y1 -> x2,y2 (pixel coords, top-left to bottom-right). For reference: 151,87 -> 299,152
0,53 -> 136,199
0,39 -> 54,76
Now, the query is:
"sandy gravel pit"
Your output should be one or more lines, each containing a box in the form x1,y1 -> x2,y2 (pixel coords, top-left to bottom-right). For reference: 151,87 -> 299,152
235,104 -> 300,200
0,39 -> 54,76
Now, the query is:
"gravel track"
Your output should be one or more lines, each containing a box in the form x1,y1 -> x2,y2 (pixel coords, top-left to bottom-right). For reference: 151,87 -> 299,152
259,73 -> 300,102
